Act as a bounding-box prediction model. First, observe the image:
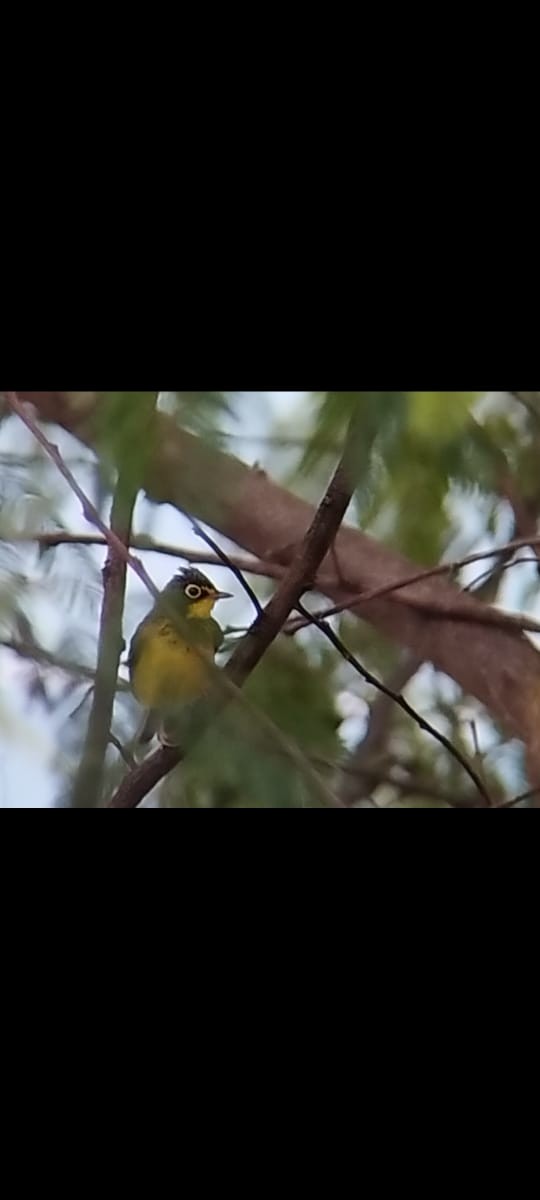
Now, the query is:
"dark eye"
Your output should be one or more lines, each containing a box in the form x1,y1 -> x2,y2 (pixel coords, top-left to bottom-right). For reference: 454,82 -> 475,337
185,584 -> 203,600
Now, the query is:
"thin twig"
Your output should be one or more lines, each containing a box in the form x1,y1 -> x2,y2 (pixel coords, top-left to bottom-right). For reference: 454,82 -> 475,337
109,410 -> 366,809
2,393 -> 160,602
24,529 -> 540,638
109,732 -> 137,770
464,556 -> 540,593
3,530 -> 283,581
0,636 -> 130,688
337,653 -> 422,807
294,601 -> 493,808
508,391 -> 540,426
285,533 -> 540,635
184,512 -> 265,618
341,534 -> 540,604
493,785 -> 540,809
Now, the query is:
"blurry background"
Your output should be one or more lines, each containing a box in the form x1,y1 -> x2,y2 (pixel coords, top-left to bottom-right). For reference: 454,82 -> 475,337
1,390 -> 539,808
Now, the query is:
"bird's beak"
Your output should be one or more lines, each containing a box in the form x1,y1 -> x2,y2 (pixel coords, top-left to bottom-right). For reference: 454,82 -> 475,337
213,590 -> 233,600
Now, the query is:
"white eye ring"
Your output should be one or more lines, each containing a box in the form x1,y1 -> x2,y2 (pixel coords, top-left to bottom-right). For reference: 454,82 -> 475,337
185,584 -> 203,600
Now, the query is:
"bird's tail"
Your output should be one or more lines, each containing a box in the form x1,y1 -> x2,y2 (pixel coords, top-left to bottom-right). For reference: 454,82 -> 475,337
158,700 -> 210,750
133,702 -> 208,756
123,709 -> 160,762
157,710 -> 188,750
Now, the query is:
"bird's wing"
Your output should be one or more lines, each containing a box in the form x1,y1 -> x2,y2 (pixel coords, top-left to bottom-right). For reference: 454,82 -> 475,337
127,617 -> 151,683
208,618 -> 224,654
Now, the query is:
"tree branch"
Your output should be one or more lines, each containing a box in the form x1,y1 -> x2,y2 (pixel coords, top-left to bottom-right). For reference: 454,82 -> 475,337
182,513 -> 264,618
2,531 -> 284,580
337,653 -> 422,806
70,468 -> 139,807
0,636 -> 130,687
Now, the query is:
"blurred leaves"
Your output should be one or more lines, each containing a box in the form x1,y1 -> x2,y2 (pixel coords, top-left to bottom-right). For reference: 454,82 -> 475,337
297,392 -> 490,561
300,390 -> 407,487
161,391 -> 234,441
94,392 -> 159,489
2,389 -> 540,808
164,638 -> 342,808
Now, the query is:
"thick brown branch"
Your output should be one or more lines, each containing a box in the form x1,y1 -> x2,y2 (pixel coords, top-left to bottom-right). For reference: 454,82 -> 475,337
285,535 -> 540,634
14,392 -> 540,790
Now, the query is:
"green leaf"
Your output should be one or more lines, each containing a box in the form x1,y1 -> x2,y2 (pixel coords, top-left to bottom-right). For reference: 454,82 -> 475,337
407,392 -> 478,440
96,393 -> 159,488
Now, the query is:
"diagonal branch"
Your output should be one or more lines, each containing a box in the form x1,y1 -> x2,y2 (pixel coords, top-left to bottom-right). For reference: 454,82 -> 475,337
337,652 -> 422,807
2,392 -> 160,602
108,413 -> 363,808
183,513 -> 264,618
295,603 -> 492,807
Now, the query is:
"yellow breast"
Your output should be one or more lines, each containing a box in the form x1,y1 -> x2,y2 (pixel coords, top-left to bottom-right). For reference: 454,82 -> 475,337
132,621 -> 213,709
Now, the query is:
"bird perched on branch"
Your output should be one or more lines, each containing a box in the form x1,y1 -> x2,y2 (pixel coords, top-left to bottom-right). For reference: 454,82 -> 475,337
128,568 -> 232,748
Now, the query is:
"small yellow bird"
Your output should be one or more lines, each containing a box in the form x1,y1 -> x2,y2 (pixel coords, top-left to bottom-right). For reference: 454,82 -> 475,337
128,568 -> 232,747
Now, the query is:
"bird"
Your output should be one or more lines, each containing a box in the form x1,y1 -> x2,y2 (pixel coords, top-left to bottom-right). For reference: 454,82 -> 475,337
128,567 -> 232,748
